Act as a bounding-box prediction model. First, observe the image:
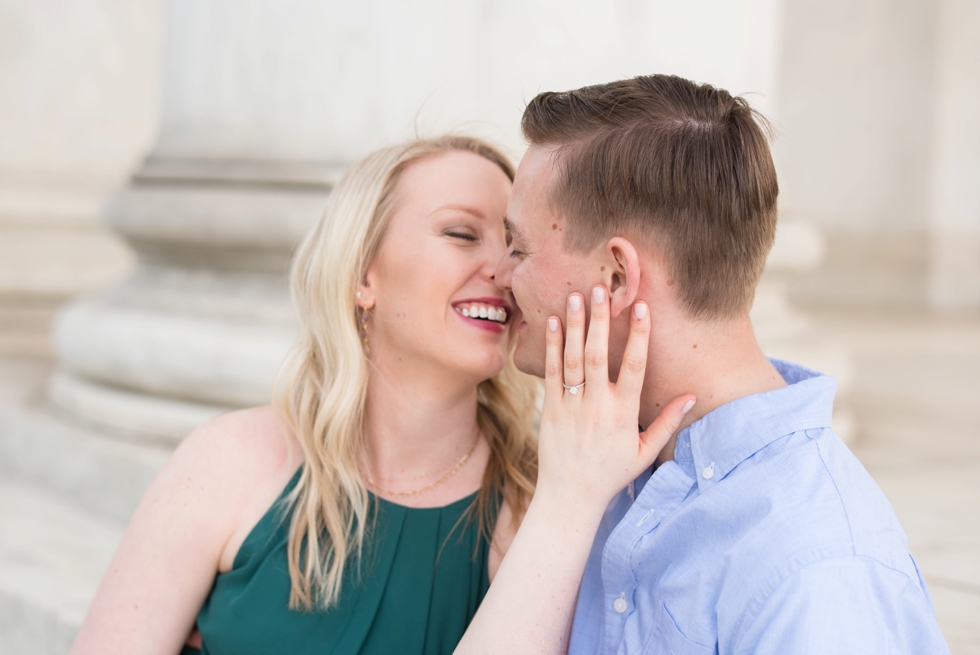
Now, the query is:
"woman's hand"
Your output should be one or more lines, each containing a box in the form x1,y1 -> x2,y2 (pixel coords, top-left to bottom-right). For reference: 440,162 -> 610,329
535,287 -> 696,514
455,288 -> 693,655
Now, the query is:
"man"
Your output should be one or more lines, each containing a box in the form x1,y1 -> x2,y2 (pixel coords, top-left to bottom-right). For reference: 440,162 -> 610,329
468,75 -> 950,654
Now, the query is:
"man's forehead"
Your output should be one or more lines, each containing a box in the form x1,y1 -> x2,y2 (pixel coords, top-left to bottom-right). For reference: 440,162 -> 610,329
503,215 -> 529,244
515,145 -> 559,188
511,146 -> 562,235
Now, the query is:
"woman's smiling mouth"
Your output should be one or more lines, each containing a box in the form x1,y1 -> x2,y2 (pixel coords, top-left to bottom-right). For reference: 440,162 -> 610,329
452,298 -> 512,332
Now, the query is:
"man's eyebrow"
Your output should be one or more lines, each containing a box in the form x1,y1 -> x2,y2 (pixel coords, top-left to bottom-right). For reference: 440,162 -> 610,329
503,217 -> 526,242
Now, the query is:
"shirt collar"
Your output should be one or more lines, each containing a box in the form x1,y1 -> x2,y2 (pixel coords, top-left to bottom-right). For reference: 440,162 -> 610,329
672,359 -> 837,494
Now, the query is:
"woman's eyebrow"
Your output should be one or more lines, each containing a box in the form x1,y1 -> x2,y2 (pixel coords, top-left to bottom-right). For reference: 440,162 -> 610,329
432,204 -> 487,220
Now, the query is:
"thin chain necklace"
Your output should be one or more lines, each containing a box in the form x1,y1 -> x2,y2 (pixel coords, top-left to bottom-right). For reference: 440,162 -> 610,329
364,437 -> 480,499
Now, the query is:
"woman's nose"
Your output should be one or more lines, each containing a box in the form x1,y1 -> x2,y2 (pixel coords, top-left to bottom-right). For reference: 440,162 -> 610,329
481,257 -> 498,282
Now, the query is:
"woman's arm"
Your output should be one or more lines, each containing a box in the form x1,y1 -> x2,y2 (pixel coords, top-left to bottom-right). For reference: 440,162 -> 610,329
71,408 -> 299,655
488,500 -> 519,582
457,289 -> 694,655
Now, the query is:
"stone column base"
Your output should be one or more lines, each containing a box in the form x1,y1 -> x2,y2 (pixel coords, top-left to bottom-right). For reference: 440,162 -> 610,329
49,157 -> 340,441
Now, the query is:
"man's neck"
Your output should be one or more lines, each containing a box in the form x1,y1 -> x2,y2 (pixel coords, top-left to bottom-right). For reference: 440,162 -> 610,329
638,314 -> 787,467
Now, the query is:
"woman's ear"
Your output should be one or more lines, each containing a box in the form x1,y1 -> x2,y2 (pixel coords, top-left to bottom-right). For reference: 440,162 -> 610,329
606,237 -> 641,318
356,274 -> 376,309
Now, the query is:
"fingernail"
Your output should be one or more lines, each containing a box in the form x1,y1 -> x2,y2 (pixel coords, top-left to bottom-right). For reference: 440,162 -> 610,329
569,295 -> 582,312
682,399 -> 696,415
593,287 -> 605,304
548,317 -> 558,332
633,302 -> 647,319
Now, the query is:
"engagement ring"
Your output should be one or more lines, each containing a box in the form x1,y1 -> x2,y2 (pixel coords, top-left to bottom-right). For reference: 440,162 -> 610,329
563,381 -> 585,395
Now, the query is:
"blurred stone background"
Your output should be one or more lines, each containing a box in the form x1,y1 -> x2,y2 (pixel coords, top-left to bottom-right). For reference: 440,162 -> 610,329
0,0 -> 977,653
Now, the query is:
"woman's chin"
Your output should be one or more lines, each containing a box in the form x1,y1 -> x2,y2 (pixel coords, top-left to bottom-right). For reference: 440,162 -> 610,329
446,349 -> 506,383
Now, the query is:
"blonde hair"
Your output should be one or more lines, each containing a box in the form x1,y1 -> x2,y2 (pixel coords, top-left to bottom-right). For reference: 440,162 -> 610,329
275,136 -> 540,610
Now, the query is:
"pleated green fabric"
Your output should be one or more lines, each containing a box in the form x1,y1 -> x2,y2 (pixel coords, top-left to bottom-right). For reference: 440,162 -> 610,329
183,469 -> 492,655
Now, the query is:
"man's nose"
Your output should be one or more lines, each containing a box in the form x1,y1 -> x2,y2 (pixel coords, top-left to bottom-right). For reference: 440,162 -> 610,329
492,251 -> 513,291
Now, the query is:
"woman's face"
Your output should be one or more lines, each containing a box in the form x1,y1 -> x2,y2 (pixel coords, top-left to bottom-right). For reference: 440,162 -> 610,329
362,150 -> 515,385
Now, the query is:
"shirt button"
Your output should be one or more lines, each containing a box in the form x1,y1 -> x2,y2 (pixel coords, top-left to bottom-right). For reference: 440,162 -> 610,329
614,594 -> 628,613
702,462 -> 715,480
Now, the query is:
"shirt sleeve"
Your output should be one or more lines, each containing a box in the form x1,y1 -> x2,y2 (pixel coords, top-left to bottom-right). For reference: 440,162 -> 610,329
731,555 -> 951,655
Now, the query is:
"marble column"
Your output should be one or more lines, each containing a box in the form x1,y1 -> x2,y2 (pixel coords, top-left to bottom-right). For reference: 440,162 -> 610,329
927,0 -> 980,311
0,0 -> 159,357
49,1 -> 354,441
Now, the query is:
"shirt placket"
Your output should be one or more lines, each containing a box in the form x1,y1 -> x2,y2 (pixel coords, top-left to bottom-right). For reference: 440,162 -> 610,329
599,462 -> 696,653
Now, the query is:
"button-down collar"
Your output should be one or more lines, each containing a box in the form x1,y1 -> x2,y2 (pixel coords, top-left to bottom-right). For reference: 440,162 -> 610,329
677,359 -> 837,494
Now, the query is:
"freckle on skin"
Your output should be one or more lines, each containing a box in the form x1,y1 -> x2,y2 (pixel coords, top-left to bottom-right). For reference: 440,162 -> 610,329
600,266 -> 605,271
567,282 -> 571,286
667,278 -> 674,286
552,223 -> 557,230
693,344 -> 697,349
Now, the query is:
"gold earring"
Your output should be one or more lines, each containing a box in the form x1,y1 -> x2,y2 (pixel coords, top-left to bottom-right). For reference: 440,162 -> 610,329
359,308 -> 370,354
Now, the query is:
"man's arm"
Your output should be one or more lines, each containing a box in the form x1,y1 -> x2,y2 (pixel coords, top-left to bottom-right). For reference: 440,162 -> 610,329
730,556 -> 951,655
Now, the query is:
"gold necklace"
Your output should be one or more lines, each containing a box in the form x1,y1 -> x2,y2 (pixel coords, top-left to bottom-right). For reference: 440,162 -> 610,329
364,437 -> 480,498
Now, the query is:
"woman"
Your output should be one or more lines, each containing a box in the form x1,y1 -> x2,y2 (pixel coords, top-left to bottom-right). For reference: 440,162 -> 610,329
71,136 -> 540,654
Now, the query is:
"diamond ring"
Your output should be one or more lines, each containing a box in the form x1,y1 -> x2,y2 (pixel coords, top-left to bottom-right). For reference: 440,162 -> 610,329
562,381 -> 585,395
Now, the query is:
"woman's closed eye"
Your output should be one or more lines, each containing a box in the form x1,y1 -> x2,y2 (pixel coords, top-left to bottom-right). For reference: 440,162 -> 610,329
444,229 -> 479,242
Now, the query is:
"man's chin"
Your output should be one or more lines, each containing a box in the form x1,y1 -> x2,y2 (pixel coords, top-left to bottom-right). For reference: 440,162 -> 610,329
513,338 -> 546,379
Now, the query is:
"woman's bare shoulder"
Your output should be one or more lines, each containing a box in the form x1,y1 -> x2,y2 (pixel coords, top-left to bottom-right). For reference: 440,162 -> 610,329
173,407 -> 299,481
71,407 -> 303,653
181,405 -> 294,459
163,406 -> 305,571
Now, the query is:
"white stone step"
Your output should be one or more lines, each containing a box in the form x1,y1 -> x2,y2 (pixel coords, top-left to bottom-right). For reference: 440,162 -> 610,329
0,404 -> 170,523
0,480 -> 123,655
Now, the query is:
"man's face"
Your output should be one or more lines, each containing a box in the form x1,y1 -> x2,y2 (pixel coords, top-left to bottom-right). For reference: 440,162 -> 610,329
494,146 -> 598,377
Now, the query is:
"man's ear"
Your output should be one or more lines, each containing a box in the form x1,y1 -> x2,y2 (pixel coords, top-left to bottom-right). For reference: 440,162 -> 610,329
606,237 -> 641,318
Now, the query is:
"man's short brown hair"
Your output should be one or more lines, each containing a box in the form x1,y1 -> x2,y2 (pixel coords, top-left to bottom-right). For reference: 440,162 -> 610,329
522,74 -> 778,319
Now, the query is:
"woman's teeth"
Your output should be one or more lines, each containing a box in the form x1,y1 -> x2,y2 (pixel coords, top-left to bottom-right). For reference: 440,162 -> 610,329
456,304 -> 508,324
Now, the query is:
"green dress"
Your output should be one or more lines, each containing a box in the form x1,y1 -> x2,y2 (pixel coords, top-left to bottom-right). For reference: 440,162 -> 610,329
182,469 -> 493,655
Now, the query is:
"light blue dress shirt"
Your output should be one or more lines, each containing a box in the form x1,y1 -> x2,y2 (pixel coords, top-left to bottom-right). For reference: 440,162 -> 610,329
568,360 -> 950,655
